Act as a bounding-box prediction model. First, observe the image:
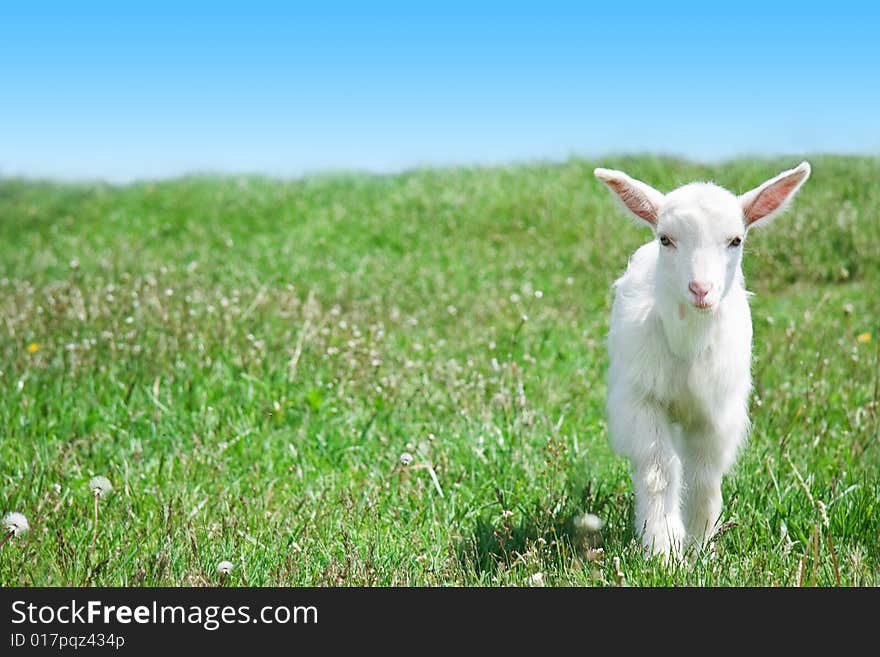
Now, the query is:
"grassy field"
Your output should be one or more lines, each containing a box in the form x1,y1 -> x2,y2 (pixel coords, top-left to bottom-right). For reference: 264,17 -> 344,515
1,156 -> 878,586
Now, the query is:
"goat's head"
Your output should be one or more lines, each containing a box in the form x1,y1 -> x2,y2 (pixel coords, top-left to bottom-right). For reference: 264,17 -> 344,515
595,162 -> 811,312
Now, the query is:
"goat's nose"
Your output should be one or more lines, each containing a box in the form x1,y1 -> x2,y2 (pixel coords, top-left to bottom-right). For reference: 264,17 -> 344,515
688,281 -> 712,298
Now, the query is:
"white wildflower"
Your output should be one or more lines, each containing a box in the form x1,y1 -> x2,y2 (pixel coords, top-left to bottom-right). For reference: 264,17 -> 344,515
574,512 -> 604,533
217,560 -> 234,575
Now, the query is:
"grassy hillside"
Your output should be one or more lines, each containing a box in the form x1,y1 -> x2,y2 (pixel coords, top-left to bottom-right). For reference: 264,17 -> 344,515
1,156 -> 878,585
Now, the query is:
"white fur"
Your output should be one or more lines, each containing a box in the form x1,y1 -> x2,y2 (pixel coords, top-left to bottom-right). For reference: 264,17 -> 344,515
596,162 -> 810,560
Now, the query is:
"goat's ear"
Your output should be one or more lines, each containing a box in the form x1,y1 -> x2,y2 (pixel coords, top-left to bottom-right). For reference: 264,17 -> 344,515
739,161 -> 811,227
594,168 -> 664,227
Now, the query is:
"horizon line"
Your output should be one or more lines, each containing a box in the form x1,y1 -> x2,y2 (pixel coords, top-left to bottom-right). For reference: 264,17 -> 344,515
0,149 -> 870,187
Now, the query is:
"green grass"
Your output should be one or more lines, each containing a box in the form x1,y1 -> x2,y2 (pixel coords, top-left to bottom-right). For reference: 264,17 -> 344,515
1,155 -> 878,586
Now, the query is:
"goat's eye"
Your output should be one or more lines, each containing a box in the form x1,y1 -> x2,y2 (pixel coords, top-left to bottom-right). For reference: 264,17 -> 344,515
659,234 -> 673,247
728,236 -> 742,248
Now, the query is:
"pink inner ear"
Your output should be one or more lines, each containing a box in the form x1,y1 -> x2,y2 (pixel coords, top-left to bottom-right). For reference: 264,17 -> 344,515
745,172 -> 806,224
605,178 -> 657,225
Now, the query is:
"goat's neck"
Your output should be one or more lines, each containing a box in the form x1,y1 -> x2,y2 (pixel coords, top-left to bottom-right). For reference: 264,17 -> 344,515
657,292 -> 728,360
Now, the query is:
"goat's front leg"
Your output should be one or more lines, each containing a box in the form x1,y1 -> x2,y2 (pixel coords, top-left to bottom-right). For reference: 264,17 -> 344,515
680,411 -> 746,550
680,455 -> 723,549
615,402 -> 685,560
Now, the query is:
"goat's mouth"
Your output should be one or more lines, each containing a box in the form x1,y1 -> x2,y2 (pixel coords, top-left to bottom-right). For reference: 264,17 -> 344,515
691,298 -> 715,311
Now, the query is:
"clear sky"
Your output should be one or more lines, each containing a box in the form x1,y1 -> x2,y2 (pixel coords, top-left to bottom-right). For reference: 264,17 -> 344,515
2,1 -> 878,182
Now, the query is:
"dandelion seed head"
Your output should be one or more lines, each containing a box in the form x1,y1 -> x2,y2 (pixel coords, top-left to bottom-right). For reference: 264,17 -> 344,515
217,560 -> 234,575
3,512 -> 29,537
89,476 -> 113,498
574,512 -> 604,533
399,452 -> 414,466
534,290 -> 543,299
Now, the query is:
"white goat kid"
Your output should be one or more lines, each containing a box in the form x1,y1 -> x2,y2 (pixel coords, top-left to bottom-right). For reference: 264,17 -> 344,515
595,162 -> 811,560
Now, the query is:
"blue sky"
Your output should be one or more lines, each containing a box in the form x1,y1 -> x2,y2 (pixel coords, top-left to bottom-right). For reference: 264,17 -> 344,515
2,1 -> 878,181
